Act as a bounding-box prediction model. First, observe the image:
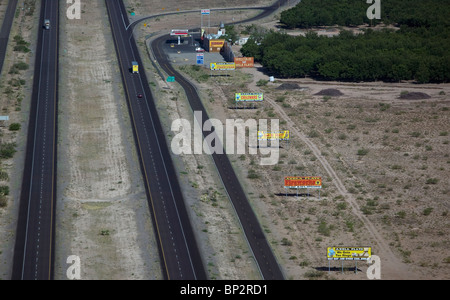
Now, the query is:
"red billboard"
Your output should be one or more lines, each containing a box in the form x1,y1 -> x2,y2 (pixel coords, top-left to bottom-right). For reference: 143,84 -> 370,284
284,176 -> 322,189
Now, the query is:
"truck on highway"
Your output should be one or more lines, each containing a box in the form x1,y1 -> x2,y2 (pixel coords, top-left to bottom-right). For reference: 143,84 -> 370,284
132,61 -> 139,74
44,19 -> 50,30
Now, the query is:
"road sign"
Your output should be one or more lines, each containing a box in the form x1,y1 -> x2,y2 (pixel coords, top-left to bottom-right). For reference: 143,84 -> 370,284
201,9 -> 210,15
196,53 -> 204,65
167,76 -> 175,82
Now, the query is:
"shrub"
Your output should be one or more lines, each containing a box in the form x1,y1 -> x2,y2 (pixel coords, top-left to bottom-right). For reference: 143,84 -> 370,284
0,195 -> 7,208
426,178 -> 439,184
9,123 -> 21,131
357,148 -> 369,156
422,207 -> 433,216
0,186 -> 9,196
0,143 -> 17,159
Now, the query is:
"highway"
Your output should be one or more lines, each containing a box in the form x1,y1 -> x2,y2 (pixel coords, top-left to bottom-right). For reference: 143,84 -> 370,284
0,0 -> 18,76
12,0 -> 59,280
150,1 -> 290,280
105,0 -> 207,280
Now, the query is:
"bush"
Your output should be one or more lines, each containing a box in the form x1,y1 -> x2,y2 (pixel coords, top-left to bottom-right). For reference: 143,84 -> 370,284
0,186 -> 9,196
247,169 -> 260,179
422,207 -> 433,216
426,178 -> 439,184
0,143 -> 17,159
357,148 -> 369,156
9,123 -> 21,131
0,195 -> 7,208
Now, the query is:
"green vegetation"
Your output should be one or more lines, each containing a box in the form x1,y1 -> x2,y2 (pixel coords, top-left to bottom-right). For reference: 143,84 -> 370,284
280,0 -> 374,28
241,0 -> 450,83
13,35 -> 31,53
280,0 -> 448,29
0,143 -> 17,159
9,123 -> 21,131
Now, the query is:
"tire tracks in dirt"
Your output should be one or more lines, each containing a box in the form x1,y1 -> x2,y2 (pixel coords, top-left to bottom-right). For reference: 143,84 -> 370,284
246,79 -> 418,279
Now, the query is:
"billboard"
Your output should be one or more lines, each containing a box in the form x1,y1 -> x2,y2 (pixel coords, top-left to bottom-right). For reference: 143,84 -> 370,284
210,62 -> 235,71
234,57 -> 254,68
258,131 -> 290,141
327,247 -> 372,261
209,39 -> 225,52
170,29 -> 189,36
235,93 -> 264,102
284,176 -> 321,189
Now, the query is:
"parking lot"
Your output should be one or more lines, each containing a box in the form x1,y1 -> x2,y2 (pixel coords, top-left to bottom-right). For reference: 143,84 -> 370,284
162,36 -> 227,68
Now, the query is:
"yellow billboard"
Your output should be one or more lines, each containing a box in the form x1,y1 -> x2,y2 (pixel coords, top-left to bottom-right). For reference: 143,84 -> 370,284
327,247 -> 372,261
257,131 -> 290,141
210,62 -> 236,71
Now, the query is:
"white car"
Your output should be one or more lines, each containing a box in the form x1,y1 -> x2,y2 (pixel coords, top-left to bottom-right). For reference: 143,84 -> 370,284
195,47 -> 205,52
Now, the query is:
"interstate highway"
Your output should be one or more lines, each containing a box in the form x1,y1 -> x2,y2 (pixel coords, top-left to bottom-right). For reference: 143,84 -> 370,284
105,0 -> 206,280
12,0 -> 59,280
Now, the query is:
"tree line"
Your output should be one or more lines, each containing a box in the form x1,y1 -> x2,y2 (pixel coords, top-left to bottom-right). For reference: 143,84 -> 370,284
240,0 -> 450,83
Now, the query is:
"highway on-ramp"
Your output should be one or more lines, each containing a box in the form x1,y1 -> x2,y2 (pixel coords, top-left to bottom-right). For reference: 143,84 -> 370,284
0,0 -> 18,76
148,1 -> 291,280
12,0 -> 59,280
105,0 -> 207,280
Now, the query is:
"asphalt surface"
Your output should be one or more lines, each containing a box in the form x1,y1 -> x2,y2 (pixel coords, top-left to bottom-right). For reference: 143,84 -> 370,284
105,0 -> 207,280
150,1 -> 291,280
12,0 -> 59,280
0,0 -> 18,76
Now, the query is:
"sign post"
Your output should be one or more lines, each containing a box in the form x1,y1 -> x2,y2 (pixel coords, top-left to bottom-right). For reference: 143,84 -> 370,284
284,176 -> 321,198
327,247 -> 372,274
201,9 -> 210,28
196,53 -> 204,65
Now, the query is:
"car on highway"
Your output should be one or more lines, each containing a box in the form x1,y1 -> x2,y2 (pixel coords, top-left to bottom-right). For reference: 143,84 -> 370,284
44,19 -> 50,30
137,93 -> 143,99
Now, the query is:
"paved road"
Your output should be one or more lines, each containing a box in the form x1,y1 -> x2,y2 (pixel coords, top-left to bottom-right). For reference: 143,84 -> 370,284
12,0 -> 59,280
149,1 -> 291,280
105,0 -> 207,280
0,0 -> 18,76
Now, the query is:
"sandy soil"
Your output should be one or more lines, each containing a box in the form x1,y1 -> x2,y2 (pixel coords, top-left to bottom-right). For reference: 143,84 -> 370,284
216,64 -> 450,279
1,0 -> 447,281
147,4 -> 450,278
54,0 -> 160,280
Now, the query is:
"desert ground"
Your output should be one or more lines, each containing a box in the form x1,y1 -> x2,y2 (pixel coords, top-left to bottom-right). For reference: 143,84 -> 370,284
0,0 -> 448,280
133,0 -> 450,280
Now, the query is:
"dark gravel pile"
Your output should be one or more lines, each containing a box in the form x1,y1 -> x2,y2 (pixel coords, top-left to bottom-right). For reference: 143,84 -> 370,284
314,88 -> 344,96
399,92 -> 431,100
